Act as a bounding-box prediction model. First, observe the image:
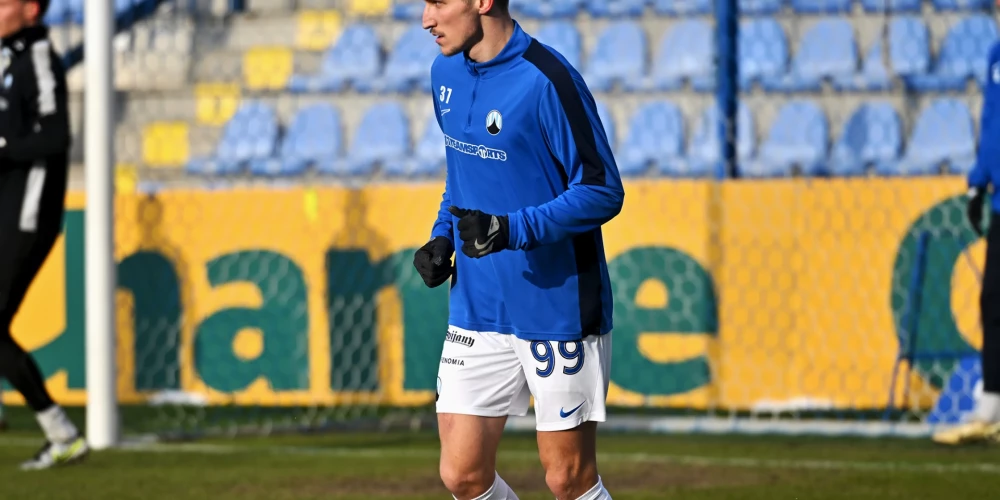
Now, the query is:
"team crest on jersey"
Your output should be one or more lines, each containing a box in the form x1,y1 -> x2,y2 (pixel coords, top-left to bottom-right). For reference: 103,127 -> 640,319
486,110 -> 503,135
992,62 -> 1000,84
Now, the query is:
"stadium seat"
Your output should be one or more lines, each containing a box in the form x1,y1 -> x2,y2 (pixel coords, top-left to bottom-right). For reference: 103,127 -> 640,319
586,0 -> 647,17
618,101 -> 684,177
296,10 -> 344,52
739,18 -> 789,91
763,19 -> 857,92
320,102 -> 409,176
790,0 -> 852,13
142,121 -> 189,169
288,23 -> 381,94
534,21 -> 582,71
905,16 -> 999,91
884,99 -> 976,176
381,25 -> 440,93
889,17 -> 930,77
243,47 -> 294,91
652,0 -> 712,15
746,101 -> 828,178
384,113 -> 446,177
44,0 -> 71,25
596,100 -> 616,152
740,0 -> 784,15
187,101 -> 278,176
583,22 -> 647,92
861,0 -> 922,12
832,39 -> 892,92
686,103 -> 756,178
828,103 -> 902,177
932,0 -> 990,10
391,0 -> 425,19
348,0 -> 391,16
509,0 -> 581,18
643,20 -> 714,92
251,104 -> 342,177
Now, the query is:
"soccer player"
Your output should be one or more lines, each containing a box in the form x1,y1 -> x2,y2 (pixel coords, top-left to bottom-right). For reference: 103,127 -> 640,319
0,0 -> 88,468
413,1 -> 624,498
932,37 -> 1000,446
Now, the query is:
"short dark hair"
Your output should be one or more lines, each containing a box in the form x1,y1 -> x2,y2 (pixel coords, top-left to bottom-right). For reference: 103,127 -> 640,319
494,0 -> 509,11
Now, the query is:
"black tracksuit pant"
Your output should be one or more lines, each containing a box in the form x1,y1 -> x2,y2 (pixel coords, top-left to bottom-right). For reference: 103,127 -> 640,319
0,168 -> 64,413
982,213 -> 1000,394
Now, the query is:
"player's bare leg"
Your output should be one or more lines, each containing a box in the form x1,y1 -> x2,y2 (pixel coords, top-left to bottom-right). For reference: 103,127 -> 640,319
537,421 -> 609,500
438,413 -> 517,499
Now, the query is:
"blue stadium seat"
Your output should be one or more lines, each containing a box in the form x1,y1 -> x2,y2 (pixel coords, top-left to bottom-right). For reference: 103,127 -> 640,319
746,101 -> 828,178
288,24 -> 380,94
763,19 -> 857,92
905,16 -> 999,91
44,0 -> 71,25
381,25 -> 439,93
739,18 -> 788,90
618,101 -> 684,177
932,0 -> 990,10
652,0 -> 712,15
321,102 -> 409,176
583,22 -> 647,92
687,103 -> 755,178
643,20 -> 714,92
586,0 -> 647,17
392,0 -> 424,19
741,0 -> 784,15
187,102 -> 278,176
596,100 -> 616,153
882,99 -> 976,176
832,39 -> 892,91
861,0 -> 922,12
251,104 -> 342,177
384,113 -> 446,177
534,21 -> 582,71
509,0 -> 581,18
791,0 -> 852,13
829,103 -> 902,177
889,17 -> 930,77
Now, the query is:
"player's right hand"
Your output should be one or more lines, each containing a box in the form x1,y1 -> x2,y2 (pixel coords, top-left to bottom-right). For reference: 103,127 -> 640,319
967,187 -> 986,236
413,236 -> 454,288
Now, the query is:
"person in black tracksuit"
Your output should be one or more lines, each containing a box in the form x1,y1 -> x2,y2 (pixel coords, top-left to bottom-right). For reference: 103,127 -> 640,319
0,0 -> 88,469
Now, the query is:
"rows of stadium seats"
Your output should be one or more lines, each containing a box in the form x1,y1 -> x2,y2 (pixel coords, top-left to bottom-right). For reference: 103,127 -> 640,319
44,0 -> 159,25
391,0 -> 993,19
187,97 -> 975,178
287,15 -> 998,95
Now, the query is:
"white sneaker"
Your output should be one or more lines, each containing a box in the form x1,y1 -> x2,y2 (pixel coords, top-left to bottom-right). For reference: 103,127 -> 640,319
19,436 -> 89,470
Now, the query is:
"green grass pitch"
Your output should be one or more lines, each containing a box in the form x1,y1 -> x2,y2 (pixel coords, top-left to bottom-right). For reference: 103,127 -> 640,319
0,407 -> 997,499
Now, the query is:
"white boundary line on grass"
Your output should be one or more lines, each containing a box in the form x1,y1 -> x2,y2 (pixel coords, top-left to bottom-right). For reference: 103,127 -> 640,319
2,437 -> 996,475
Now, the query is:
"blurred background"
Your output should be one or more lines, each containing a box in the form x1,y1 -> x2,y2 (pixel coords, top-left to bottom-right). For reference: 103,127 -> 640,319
2,0 -> 993,444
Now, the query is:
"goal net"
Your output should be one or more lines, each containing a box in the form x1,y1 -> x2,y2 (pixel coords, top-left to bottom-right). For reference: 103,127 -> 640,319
3,0 -> 991,440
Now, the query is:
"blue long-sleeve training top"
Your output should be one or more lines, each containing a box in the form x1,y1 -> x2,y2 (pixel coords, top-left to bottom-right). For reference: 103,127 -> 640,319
427,21 -> 625,342
969,41 -> 1000,212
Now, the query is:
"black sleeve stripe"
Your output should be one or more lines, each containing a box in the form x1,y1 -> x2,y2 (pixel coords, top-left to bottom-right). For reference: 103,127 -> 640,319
521,40 -> 606,187
522,40 -> 604,338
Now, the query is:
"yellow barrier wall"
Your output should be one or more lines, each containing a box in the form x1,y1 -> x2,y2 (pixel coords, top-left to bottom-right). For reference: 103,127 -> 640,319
4,178 -> 983,411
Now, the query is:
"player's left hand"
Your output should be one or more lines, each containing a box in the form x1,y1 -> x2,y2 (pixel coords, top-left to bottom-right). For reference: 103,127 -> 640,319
448,206 -> 509,258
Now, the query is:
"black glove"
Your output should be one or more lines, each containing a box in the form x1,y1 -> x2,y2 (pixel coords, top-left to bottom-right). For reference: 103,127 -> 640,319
448,206 -> 509,258
413,236 -> 454,288
968,187 -> 986,236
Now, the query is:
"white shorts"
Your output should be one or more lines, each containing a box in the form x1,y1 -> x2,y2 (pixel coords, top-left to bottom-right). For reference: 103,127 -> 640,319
435,326 -> 611,431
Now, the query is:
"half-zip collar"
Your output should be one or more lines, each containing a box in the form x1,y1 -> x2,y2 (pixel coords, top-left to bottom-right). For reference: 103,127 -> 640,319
463,20 -> 531,79
2,25 -> 48,54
